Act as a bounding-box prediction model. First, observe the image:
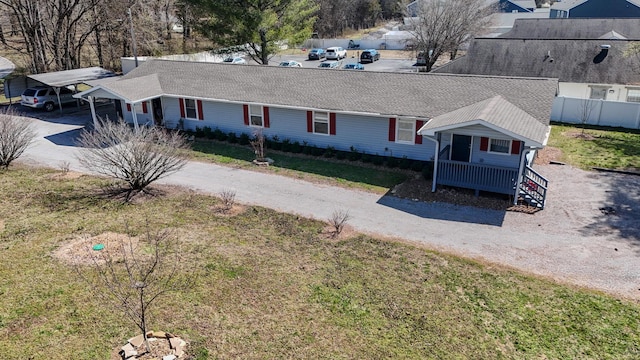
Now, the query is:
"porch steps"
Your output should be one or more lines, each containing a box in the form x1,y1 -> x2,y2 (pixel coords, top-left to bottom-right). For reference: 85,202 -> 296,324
518,190 -> 542,209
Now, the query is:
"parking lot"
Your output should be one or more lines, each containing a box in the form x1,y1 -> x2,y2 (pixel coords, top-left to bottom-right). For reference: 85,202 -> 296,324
268,50 -> 419,73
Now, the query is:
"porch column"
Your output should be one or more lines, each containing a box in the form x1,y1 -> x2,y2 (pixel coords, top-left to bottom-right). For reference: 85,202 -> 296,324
514,146 -> 529,205
131,103 -> 140,132
88,96 -> 98,128
431,133 -> 440,192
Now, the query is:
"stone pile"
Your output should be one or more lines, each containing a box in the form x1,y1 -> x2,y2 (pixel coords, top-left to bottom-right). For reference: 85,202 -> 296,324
120,331 -> 187,359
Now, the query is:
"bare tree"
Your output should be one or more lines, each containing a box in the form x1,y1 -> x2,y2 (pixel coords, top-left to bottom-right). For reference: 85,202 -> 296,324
0,108 -> 36,169
219,188 -> 236,213
328,209 -> 351,238
250,129 -> 266,162
407,0 -> 497,72
578,98 -> 596,135
77,224 -> 196,354
76,118 -> 188,200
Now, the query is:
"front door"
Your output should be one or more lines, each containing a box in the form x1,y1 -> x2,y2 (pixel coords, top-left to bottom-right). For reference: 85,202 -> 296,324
152,98 -> 164,126
451,134 -> 471,162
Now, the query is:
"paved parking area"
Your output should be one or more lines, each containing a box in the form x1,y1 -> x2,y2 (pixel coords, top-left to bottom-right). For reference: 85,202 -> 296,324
268,52 -> 418,73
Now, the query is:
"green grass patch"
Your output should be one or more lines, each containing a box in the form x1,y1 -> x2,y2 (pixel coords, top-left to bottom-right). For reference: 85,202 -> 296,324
548,123 -> 640,171
190,139 -> 409,192
1,166 -> 640,358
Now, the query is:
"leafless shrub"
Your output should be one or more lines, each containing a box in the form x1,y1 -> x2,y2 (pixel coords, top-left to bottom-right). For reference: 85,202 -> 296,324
76,118 -> 188,201
328,209 -> 352,238
59,161 -> 70,174
250,129 -> 266,161
0,108 -> 36,170
75,223 -> 197,354
219,188 -> 236,212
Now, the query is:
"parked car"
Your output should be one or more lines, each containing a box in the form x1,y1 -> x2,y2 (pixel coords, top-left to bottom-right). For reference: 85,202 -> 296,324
20,86 -> 76,112
278,60 -> 302,67
223,57 -> 247,64
360,49 -> 380,63
308,48 -> 325,60
343,63 -> 364,70
325,46 -> 347,60
416,50 -> 430,66
318,61 -> 341,69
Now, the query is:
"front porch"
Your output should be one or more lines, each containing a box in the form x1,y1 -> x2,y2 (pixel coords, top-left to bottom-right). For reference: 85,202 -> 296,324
435,160 -> 548,208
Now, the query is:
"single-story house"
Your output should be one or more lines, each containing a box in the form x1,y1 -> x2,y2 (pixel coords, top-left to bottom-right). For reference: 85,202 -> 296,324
433,18 -> 640,129
75,59 -> 557,207
550,0 -> 640,18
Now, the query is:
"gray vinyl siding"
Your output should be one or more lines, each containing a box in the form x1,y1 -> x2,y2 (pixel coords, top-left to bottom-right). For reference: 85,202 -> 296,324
160,97 -> 435,161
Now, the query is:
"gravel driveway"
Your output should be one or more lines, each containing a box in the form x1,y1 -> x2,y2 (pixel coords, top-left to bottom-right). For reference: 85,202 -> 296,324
18,112 -> 640,300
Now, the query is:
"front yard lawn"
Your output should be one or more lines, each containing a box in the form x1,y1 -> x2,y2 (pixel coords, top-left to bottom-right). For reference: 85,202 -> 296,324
1,166 -> 640,359
190,139 -> 411,193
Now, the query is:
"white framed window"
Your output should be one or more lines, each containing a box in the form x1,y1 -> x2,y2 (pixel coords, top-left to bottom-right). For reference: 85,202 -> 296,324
396,118 -> 415,144
314,111 -> 329,134
489,138 -> 511,154
184,98 -> 198,119
627,88 -> 640,103
249,104 -> 263,127
589,86 -> 608,100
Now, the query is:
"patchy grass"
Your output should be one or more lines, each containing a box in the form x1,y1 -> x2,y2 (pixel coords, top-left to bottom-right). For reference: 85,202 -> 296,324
1,166 -> 640,359
190,139 -> 409,193
548,123 -> 640,171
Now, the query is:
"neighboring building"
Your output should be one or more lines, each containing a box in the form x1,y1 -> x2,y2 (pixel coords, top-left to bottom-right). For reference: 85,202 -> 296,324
433,18 -> 640,129
550,0 -> 640,18
75,59 -> 557,206
407,0 -> 535,17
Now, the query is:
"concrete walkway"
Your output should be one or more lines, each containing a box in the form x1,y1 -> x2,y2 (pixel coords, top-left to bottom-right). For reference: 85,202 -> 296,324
20,114 -> 640,300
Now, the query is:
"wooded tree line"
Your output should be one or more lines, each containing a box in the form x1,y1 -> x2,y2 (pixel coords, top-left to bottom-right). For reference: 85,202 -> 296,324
0,0 -> 403,73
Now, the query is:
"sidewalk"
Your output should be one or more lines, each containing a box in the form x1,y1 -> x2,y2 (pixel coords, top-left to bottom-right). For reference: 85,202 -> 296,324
21,115 -> 640,300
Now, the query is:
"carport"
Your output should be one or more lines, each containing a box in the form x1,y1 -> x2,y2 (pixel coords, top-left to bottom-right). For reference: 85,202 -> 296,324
4,67 -> 117,113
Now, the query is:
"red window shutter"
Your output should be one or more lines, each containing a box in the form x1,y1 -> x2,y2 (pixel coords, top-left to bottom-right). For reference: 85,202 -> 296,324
329,113 -> 336,135
307,111 -> 313,132
126,103 -> 131,112
415,120 -> 424,144
511,140 -> 521,155
480,137 -> 488,151
179,98 -> 185,118
197,100 -> 204,120
142,102 -> 147,114
388,118 -> 396,141
263,106 -> 270,128
243,104 -> 249,125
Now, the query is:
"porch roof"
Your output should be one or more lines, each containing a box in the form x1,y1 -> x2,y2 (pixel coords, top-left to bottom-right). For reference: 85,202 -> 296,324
75,74 -> 164,103
417,95 -> 550,147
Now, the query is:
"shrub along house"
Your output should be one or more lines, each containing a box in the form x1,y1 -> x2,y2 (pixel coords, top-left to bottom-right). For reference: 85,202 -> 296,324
75,59 -> 557,208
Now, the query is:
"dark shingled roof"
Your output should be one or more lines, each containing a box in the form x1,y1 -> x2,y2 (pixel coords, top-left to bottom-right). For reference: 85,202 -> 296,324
499,18 -> 640,40
114,59 -> 557,125
433,38 -> 640,85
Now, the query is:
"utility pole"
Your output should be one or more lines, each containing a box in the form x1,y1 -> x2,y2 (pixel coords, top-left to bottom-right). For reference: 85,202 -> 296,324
127,7 -> 139,67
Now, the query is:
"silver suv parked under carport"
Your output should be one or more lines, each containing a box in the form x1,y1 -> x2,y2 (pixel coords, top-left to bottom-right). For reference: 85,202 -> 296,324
20,86 -> 76,112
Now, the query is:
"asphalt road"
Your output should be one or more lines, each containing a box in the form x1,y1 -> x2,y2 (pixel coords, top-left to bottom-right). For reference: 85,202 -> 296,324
17,111 -> 640,300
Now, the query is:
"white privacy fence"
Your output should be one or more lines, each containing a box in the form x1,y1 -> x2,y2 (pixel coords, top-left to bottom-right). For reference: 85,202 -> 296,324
551,97 -> 640,130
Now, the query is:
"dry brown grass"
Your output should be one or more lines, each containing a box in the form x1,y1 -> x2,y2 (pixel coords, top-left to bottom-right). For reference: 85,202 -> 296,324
1,165 -> 640,359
